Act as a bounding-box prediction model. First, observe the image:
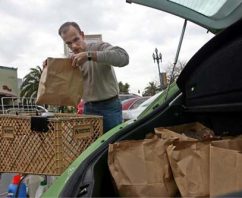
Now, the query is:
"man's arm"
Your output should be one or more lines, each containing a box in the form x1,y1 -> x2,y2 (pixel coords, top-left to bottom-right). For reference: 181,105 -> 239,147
70,42 -> 129,68
94,42 -> 129,67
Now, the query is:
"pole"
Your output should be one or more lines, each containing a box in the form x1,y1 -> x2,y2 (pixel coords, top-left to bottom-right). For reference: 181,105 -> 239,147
153,48 -> 162,90
164,19 -> 187,101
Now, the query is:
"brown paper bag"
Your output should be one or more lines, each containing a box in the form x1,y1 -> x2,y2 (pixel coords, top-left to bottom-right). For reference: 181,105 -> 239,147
108,137 -> 178,197
165,122 -> 215,140
167,140 -> 210,197
210,138 -> 242,197
36,58 -> 83,106
155,127 -> 196,141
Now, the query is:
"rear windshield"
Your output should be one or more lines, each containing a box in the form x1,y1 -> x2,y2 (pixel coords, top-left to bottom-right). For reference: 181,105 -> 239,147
169,0 -> 242,18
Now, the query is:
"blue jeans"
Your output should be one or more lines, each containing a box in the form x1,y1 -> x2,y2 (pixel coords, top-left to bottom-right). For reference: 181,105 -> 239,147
84,98 -> 122,133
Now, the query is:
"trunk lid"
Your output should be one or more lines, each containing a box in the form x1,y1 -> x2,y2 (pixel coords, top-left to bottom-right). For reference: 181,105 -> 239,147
127,0 -> 242,33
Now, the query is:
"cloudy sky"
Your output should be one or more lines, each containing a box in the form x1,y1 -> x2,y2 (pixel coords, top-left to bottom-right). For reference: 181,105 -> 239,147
0,0 -> 214,94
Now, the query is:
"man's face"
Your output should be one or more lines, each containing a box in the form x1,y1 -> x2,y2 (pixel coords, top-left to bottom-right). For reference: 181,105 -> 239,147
61,26 -> 86,54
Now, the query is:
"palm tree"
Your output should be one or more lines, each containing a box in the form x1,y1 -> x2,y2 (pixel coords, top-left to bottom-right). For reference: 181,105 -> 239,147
142,81 -> 159,96
20,66 -> 42,98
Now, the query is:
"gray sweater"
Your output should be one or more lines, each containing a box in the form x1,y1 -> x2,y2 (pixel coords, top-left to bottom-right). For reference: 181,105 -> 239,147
79,42 -> 129,102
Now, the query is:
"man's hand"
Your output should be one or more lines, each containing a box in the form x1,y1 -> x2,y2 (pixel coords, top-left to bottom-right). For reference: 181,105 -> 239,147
71,52 -> 88,67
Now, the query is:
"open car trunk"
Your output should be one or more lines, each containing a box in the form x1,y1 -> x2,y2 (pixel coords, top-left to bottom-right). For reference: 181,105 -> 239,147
60,18 -> 242,198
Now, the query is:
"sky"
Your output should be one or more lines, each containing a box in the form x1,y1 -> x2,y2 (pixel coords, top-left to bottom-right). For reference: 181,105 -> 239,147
0,0 -> 214,94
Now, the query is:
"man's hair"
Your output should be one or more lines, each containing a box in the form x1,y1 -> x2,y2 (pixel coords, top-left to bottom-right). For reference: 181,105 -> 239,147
58,22 -> 82,36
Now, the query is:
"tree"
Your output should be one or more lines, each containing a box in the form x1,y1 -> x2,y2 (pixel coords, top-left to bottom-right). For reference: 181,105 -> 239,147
119,81 -> 130,94
165,61 -> 186,84
142,81 -> 159,96
20,66 -> 42,98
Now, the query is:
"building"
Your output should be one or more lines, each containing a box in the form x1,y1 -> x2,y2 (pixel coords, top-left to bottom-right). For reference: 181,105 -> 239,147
64,34 -> 102,56
0,66 -> 18,98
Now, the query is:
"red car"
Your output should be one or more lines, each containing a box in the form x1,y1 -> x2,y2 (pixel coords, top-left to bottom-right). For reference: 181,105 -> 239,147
77,99 -> 85,114
122,97 -> 150,110
119,93 -> 140,102
77,94 -> 143,114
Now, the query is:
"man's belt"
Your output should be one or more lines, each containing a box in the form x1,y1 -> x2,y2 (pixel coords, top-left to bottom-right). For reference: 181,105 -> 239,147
86,95 -> 119,104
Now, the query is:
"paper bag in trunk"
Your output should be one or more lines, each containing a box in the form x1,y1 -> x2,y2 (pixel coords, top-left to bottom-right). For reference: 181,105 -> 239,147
108,137 -> 178,197
154,127 -> 196,141
36,58 -> 83,106
167,141 -> 210,197
210,138 -> 242,197
164,122 -> 215,140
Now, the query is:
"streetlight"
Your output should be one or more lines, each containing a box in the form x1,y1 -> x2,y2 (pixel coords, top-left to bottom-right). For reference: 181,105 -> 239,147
153,48 -> 162,90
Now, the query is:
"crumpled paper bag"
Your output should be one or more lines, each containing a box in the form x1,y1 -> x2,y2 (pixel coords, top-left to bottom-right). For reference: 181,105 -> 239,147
156,123 -> 213,197
108,137 -> 178,197
164,122 -> 215,140
154,127 -> 196,141
210,138 -> 242,197
167,140 -> 210,197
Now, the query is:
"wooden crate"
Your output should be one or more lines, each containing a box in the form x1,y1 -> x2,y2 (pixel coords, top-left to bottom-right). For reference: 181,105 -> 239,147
0,114 -> 103,175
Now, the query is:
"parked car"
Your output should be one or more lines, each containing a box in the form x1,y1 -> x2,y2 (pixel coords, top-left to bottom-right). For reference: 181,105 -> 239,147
43,1 -> 242,197
121,96 -> 149,110
122,94 -> 159,120
77,99 -> 85,114
1,105 -> 48,114
77,95 -> 142,114
0,97 -> 50,115
119,93 -> 140,102
78,95 -> 141,114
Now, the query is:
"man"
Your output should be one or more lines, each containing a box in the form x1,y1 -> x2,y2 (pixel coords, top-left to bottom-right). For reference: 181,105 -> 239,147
58,22 -> 129,132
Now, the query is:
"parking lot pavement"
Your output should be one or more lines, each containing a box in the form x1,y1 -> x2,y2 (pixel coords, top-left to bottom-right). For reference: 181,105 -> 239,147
0,173 -> 14,197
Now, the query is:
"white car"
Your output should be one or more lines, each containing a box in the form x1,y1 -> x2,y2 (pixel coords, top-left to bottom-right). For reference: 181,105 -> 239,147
122,92 -> 162,120
5,105 -> 48,114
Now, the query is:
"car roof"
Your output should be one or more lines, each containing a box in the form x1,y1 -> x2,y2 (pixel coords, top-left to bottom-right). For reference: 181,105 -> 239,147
126,0 -> 242,33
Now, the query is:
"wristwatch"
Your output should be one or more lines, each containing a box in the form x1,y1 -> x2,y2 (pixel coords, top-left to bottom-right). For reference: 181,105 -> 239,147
87,51 -> 92,61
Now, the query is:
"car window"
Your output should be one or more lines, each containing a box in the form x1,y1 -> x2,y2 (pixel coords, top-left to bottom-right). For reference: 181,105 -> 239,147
121,98 -> 134,104
119,94 -> 140,102
129,0 -> 242,33
130,97 -> 149,109
169,0 -> 240,18
139,92 -> 162,108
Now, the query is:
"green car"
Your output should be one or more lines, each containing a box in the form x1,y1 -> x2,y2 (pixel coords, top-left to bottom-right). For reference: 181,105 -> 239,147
44,1 -> 242,197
